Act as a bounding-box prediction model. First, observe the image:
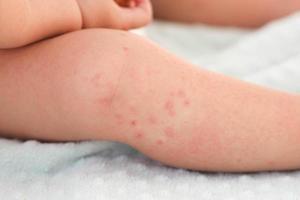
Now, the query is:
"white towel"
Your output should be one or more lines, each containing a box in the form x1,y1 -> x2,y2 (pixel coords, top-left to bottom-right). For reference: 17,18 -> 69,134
1,13 -> 300,200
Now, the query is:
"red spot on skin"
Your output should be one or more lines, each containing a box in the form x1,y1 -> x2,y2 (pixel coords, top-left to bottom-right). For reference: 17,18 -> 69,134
184,99 -> 190,107
156,139 -> 164,145
114,114 -> 124,125
267,160 -> 275,166
114,114 -> 123,120
131,120 -> 137,127
123,47 -> 129,54
98,97 -> 112,107
164,127 -> 175,138
148,116 -> 157,125
164,100 -> 176,117
180,75 -> 186,82
91,73 -> 103,87
129,106 -> 138,114
134,131 -> 144,139
187,124 -> 222,156
177,89 -> 186,98
128,67 -> 142,82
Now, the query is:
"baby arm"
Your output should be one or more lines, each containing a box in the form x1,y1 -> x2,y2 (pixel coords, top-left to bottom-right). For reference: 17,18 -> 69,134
151,0 -> 300,27
0,29 -> 299,172
0,0 -> 152,49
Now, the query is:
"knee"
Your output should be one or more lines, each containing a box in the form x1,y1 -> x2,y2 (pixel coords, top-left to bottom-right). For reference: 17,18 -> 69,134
43,29 -> 145,139
38,28 -> 165,141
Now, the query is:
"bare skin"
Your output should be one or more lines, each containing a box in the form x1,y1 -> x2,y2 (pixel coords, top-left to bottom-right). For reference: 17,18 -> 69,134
0,0 -> 300,172
0,0 -> 152,48
0,29 -> 299,172
151,0 -> 300,27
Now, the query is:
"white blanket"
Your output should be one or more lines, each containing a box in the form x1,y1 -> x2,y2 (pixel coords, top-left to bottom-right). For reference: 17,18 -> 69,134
1,13 -> 300,200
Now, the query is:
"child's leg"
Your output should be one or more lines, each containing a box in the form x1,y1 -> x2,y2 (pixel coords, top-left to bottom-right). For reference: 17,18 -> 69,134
151,0 -> 300,27
0,29 -> 299,172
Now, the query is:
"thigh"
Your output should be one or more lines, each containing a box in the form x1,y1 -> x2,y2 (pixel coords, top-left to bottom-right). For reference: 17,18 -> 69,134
0,29 -> 134,141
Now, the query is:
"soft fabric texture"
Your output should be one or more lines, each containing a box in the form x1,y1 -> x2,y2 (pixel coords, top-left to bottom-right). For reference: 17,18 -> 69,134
1,13 -> 300,200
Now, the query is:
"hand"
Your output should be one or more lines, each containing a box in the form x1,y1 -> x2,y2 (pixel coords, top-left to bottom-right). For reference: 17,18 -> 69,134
76,0 -> 152,30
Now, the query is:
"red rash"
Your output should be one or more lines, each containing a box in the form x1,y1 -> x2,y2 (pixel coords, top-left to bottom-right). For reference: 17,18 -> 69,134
164,127 -> 175,138
114,114 -> 123,120
184,99 -> 190,107
97,97 -> 112,107
148,116 -> 157,125
134,131 -> 144,139
95,83 -> 116,108
90,73 -> 103,87
164,100 -> 176,117
129,106 -> 138,114
114,114 -> 124,125
131,120 -> 137,126
156,139 -> 164,145
177,89 -> 186,98
123,47 -> 129,55
267,161 -> 275,166
170,89 -> 186,98
188,124 -> 222,155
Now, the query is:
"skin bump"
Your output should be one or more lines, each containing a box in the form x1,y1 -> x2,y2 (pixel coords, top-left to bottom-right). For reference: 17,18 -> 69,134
177,89 -> 186,98
129,106 -> 138,114
164,126 -> 176,138
131,120 -> 137,126
90,73 -> 103,87
114,114 -> 124,125
164,100 -> 176,117
123,47 -> 129,54
97,97 -> 112,107
184,99 -> 190,107
156,139 -> 164,145
148,115 -> 157,125
134,131 -> 144,139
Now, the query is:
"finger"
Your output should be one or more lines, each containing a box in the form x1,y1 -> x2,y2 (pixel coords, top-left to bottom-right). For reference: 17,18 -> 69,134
115,0 -> 137,8
113,0 -> 153,30
114,0 -> 129,7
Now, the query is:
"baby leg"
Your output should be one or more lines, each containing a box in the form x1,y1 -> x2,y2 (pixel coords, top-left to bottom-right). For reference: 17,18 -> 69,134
0,29 -> 299,172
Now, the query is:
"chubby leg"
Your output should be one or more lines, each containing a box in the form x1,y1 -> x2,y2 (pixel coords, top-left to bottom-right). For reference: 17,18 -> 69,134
0,29 -> 300,172
151,0 -> 300,27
